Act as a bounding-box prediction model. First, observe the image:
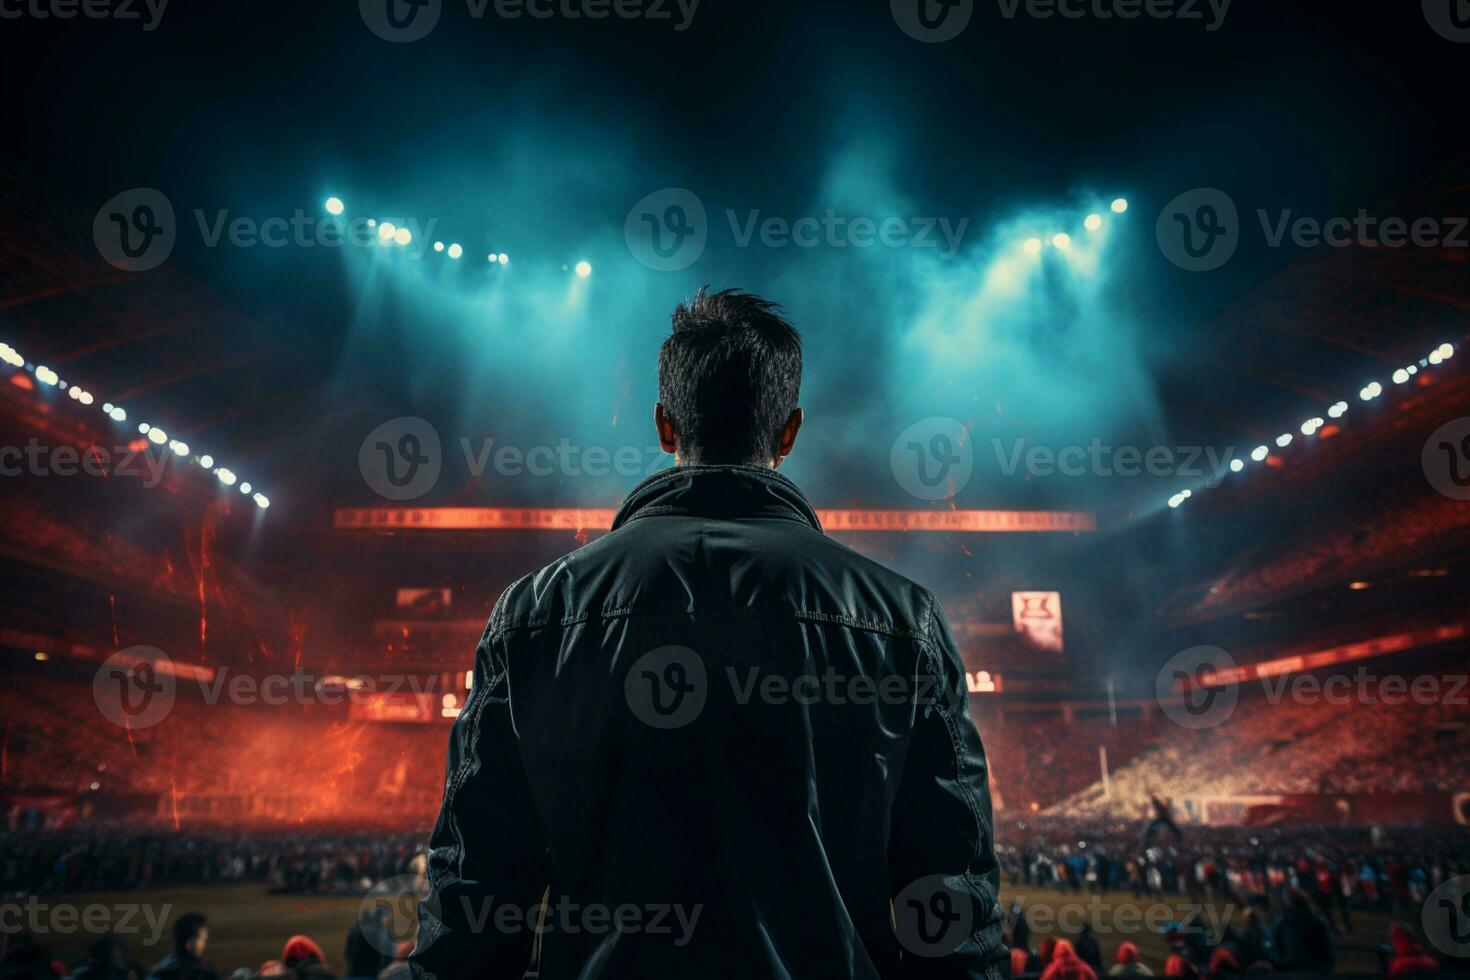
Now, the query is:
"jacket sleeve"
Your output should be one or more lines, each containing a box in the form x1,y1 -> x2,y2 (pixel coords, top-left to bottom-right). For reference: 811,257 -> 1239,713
411,586 -> 549,980
888,591 -> 1008,979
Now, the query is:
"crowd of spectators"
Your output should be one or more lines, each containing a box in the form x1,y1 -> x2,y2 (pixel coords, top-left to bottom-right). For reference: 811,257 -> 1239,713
1,911 -> 418,980
1002,816 -> 1468,977
1175,487 -> 1470,619
1051,675 -> 1470,819
0,500 -> 275,617
1,676 -> 445,827
0,831 -> 424,896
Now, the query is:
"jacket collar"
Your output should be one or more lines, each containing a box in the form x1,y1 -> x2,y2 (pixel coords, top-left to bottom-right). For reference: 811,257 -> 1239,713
612,464 -> 823,532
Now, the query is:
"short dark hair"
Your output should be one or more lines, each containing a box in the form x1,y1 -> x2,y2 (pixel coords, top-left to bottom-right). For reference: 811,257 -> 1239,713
658,287 -> 802,464
174,913 -> 207,952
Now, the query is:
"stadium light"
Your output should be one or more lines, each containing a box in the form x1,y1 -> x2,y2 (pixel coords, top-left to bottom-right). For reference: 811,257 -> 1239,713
1229,458 -> 1244,473
576,261 -> 593,277
498,253 -> 509,265
1111,198 -> 1129,213
377,222 -> 397,243
1084,214 -> 1103,231
1251,445 -> 1269,462
7,350 -> 270,515
325,197 -> 345,216
240,482 -> 252,495
394,227 -> 412,247
434,241 -> 445,253
1276,433 -> 1293,448
1051,233 -> 1071,250
1393,368 -> 1410,384
448,243 -> 463,259
1023,237 -> 1042,255
1327,401 -> 1347,419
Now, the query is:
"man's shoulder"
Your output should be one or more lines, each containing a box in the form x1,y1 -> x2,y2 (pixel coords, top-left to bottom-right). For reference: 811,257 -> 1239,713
488,514 -> 941,640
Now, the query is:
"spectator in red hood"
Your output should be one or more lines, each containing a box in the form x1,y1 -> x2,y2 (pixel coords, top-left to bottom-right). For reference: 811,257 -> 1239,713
1206,946 -> 1239,976
1107,941 -> 1153,976
1161,953 -> 1198,979
1386,922 -> 1439,978
280,938 -> 332,980
1040,939 -> 1097,980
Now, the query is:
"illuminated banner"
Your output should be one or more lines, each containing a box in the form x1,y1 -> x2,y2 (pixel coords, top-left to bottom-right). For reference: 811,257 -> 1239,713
395,588 -> 452,616
1184,623 -> 1469,690
1012,591 -> 1064,652
334,507 -> 1097,534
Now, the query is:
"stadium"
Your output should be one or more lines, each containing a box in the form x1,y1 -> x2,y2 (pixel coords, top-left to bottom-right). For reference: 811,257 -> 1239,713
1,2 -> 1469,978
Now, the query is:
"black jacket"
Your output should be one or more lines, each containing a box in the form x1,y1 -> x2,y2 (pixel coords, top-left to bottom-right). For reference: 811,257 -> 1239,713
411,465 -> 1005,980
144,953 -> 217,980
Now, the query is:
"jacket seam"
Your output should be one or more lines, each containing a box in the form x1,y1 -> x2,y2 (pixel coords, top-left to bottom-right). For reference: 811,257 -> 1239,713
484,608 -> 926,641
915,614 -> 999,965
